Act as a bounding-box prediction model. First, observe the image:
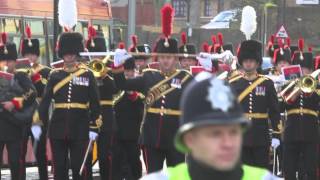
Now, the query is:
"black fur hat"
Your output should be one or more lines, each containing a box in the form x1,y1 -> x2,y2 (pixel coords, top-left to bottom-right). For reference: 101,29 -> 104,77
21,39 -> 40,56
0,43 -> 18,61
58,32 -> 84,58
292,52 -> 314,70
238,40 -> 262,65
273,48 -> 291,64
86,37 -> 106,52
155,38 -> 178,54
130,44 -> 152,60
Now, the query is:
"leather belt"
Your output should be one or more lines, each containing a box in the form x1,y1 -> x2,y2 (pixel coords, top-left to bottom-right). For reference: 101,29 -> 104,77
54,103 -> 89,109
244,113 -> 268,119
147,108 -> 181,116
287,108 -> 318,117
100,100 -> 113,106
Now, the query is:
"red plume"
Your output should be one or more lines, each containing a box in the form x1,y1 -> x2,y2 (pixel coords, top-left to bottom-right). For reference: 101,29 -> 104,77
118,42 -> 125,49
131,35 -> 138,47
161,3 -> 174,38
277,38 -> 284,48
270,34 -> 275,44
88,26 -> 96,39
308,46 -> 313,52
26,25 -> 32,39
181,32 -> 187,45
202,42 -> 209,53
298,38 -> 304,51
1,32 -> 7,44
286,37 -> 291,47
211,35 -> 216,45
217,32 -> 223,45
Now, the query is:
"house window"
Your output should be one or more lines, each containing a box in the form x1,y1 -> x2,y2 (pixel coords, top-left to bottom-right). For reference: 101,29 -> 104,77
204,0 -> 213,17
172,0 -> 187,17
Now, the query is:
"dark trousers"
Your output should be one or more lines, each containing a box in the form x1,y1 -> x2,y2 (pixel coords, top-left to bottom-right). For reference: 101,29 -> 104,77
283,142 -> 318,180
50,139 -> 88,180
0,140 -> 24,180
142,146 -> 185,174
21,128 -> 48,180
114,140 -> 142,180
242,146 -> 269,169
86,131 -> 114,180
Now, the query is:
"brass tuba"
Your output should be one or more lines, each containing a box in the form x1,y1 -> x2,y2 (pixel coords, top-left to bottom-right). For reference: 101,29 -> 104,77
88,55 -> 112,78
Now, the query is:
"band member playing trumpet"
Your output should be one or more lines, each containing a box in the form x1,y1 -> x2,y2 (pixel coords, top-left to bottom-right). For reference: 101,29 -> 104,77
282,49 -> 320,180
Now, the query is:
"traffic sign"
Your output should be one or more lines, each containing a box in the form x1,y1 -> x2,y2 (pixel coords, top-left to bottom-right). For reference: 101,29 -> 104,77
275,25 -> 289,38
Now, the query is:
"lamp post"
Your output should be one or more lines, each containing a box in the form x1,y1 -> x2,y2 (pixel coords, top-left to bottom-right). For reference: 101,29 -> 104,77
127,0 -> 136,46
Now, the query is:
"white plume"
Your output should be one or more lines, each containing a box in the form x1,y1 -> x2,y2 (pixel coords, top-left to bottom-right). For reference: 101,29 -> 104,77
58,0 -> 78,30
240,6 -> 257,40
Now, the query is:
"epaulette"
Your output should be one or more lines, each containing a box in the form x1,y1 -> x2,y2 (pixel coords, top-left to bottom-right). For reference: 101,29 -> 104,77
49,68 -> 63,75
142,68 -> 160,73
228,74 -> 243,83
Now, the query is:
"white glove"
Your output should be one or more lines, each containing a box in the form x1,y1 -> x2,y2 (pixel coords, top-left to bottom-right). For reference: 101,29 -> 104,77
197,53 -> 212,71
271,138 -> 280,149
31,125 -> 42,141
114,48 -> 132,67
89,131 -> 98,141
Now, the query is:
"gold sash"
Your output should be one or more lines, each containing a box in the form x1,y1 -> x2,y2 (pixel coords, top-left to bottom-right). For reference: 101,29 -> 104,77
53,69 -> 86,94
238,77 -> 266,103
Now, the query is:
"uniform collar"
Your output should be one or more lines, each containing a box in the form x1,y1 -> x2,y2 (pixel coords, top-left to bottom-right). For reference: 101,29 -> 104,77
187,156 -> 243,180
63,63 -> 79,73
243,71 -> 259,81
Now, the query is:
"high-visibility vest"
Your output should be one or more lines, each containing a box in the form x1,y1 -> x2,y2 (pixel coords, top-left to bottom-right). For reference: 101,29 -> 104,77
167,163 -> 271,180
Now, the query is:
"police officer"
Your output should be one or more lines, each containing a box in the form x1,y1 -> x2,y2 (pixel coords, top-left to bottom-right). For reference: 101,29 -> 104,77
39,32 -> 102,180
86,28 -> 118,180
229,40 -> 281,169
178,32 -> 197,71
282,50 -> 320,180
0,33 -> 37,180
21,26 -> 51,180
113,57 -> 144,180
129,35 -> 152,75
141,74 -> 279,180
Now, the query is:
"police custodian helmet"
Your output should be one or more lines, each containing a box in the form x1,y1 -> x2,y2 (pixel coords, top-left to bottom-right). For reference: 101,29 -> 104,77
175,73 -> 250,153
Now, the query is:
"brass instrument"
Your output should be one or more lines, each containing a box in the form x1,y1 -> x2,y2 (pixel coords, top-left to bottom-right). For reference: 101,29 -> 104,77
87,55 -> 112,78
280,69 -> 320,102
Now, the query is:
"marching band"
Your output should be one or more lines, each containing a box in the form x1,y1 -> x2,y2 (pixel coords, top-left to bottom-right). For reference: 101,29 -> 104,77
0,1 -> 319,180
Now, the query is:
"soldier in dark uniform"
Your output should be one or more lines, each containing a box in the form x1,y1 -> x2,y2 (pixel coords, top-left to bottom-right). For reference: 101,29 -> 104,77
0,36 -> 37,180
112,5 -> 192,174
229,40 -> 281,169
128,35 -> 152,75
282,51 -> 320,180
85,30 -> 118,180
113,57 -> 144,180
20,26 -> 51,180
178,32 -> 197,71
39,32 -> 102,180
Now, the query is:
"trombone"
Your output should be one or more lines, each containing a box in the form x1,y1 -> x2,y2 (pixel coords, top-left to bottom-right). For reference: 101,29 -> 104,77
87,55 -> 112,78
280,69 -> 320,102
